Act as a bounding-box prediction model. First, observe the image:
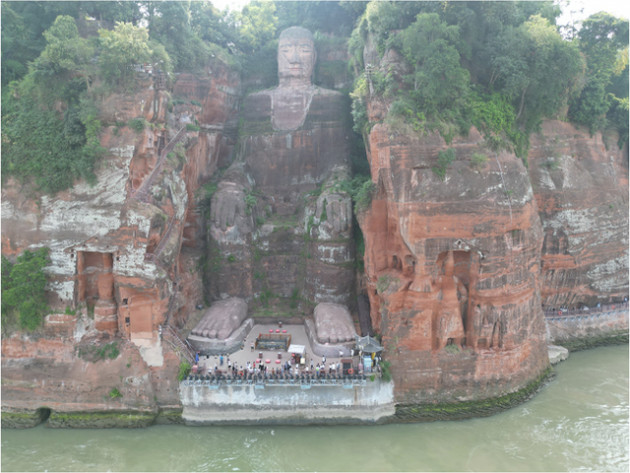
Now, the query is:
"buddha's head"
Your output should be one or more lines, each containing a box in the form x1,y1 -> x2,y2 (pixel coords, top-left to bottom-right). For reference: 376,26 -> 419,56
277,27 -> 316,86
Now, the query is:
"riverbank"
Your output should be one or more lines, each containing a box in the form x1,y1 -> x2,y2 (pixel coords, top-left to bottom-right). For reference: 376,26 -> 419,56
545,303 -> 629,351
392,365 -> 553,423
2,308 -> 627,429
3,345 -> 626,472
2,367 -> 552,428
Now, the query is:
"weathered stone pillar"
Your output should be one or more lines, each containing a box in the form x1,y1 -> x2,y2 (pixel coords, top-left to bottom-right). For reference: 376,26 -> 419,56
76,251 -> 86,302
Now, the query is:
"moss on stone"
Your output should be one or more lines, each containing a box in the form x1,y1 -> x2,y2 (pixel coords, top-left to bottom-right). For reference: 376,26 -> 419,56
47,410 -> 157,429
239,119 -> 273,137
393,366 -> 553,422
155,407 -> 184,425
1,409 -> 47,429
556,331 -> 629,352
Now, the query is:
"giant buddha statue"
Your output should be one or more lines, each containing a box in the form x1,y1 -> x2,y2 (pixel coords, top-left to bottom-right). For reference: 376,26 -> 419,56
207,27 -> 355,321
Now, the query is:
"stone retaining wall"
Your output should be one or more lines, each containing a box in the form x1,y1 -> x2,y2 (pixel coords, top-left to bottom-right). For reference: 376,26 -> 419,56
546,308 -> 629,351
180,379 -> 394,425
391,366 -> 553,422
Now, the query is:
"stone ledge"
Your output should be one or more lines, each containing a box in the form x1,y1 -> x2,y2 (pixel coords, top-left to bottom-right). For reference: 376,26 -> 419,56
47,410 -> 158,428
554,330 -> 629,352
1,408 -> 49,429
548,344 -> 569,365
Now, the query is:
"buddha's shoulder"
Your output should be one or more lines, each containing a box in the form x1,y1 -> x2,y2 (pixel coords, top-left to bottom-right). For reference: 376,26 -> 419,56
313,86 -> 343,98
242,90 -> 272,121
308,87 -> 348,118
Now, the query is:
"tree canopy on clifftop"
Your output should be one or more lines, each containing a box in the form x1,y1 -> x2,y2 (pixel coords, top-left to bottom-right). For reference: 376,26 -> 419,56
349,1 -> 628,157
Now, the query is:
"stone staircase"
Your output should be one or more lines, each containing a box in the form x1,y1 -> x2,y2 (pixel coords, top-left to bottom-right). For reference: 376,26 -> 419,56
162,325 -> 195,363
133,126 -> 188,202
132,126 -> 189,265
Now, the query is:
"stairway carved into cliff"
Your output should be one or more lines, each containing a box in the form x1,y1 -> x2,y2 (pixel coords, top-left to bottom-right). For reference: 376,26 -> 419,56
131,126 -> 189,266
162,324 -> 195,363
132,126 -> 188,202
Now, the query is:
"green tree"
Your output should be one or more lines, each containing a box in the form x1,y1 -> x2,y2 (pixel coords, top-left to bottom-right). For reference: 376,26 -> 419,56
237,1 -> 278,52
2,16 -> 105,194
98,21 -> 152,86
1,85 -> 103,193
30,15 -> 94,97
1,248 -> 51,332
275,1 -> 362,37
516,15 -> 584,127
83,1 -> 143,25
569,12 -> 629,142
0,1 -> 83,87
145,1 -> 207,72
400,13 -> 470,117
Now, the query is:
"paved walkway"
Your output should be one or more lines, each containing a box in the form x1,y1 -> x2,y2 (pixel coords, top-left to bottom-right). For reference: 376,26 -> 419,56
195,323 -> 361,376
544,302 -> 628,318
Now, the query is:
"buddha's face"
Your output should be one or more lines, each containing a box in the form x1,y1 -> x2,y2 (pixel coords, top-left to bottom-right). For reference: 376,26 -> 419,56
278,36 -> 316,83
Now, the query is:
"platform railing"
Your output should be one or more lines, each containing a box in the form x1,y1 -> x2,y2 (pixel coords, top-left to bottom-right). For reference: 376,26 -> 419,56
543,302 -> 628,318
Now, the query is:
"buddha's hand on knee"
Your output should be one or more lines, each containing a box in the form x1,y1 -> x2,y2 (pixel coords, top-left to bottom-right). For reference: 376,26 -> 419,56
210,182 -> 247,231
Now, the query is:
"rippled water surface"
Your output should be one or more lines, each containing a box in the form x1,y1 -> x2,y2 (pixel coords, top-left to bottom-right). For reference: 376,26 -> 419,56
2,344 -> 628,472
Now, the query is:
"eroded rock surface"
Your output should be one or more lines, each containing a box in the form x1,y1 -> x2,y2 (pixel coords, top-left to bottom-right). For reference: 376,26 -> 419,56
1,59 -> 239,415
358,45 -> 549,404
1,59 -> 240,341
528,120 -> 629,308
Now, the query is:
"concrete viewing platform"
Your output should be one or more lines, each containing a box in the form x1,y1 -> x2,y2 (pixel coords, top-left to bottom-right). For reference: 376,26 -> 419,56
181,321 -> 394,425
193,322 -> 361,377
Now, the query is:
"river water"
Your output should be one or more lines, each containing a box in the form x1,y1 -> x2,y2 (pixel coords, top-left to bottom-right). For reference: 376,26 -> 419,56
2,344 -> 628,472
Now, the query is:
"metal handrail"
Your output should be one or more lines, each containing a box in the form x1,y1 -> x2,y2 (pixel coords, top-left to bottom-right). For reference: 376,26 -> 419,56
543,302 -> 628,318
162,325 -> 195,362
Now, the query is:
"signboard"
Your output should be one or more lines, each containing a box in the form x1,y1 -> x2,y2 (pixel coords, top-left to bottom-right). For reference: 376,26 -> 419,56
363,355 -> 373,373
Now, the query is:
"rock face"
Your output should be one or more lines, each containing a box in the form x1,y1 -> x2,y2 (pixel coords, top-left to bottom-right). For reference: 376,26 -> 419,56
2,27 -> 627,418
1,61 -> 240,342
360,122 -> 549,403
528,120 -> 629,308
358,49 -> 549,404
1,335 -> 181,419
207,27 -> 355,312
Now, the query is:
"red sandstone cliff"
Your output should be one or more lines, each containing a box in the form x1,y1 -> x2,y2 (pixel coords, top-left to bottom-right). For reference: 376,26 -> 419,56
358,49 -> 550,404
528,120 -> 629,309
2,38 -> 627,416
1,62 -> 240,414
